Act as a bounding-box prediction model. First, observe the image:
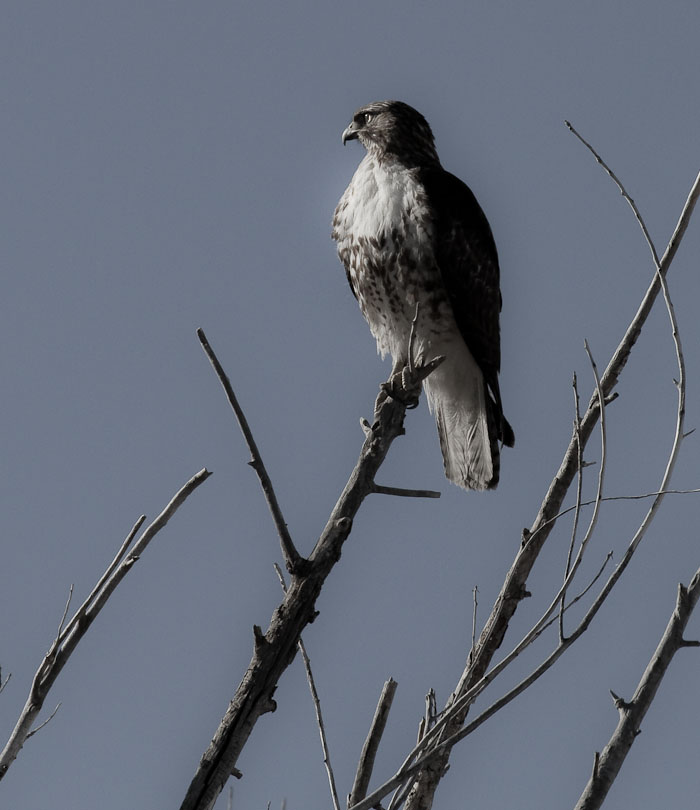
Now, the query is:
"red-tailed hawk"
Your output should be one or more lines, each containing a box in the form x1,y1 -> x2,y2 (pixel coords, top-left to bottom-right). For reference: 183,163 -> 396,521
332,100 -> 514,490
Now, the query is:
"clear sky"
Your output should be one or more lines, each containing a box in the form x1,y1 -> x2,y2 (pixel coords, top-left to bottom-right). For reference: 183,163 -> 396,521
2,2 -> 700,808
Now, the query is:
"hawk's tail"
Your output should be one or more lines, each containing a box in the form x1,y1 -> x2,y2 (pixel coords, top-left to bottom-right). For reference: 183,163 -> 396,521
424,347 -> 513,491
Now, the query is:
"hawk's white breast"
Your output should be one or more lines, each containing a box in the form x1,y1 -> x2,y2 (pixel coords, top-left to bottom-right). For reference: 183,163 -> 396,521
333,155 -> 445,362
334,155 -> 432,244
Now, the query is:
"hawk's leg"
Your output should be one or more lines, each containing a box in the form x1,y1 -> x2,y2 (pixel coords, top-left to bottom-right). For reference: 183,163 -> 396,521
373,306 -> 445,417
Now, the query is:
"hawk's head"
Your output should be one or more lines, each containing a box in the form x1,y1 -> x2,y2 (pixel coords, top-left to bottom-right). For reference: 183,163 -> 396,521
342,100 -> 439,166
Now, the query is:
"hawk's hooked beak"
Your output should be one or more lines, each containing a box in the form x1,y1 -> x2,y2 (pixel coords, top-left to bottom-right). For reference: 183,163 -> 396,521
342,121 -> 361,145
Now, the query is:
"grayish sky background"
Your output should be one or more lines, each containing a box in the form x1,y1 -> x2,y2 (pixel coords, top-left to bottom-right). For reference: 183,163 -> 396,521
3,2 -> 700,808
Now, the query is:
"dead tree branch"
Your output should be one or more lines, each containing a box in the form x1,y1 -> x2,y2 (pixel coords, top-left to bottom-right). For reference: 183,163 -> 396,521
197,327 -> 302,574
573,566 -> 700,810
371,484 -> 441,499
349,678 -> 398,808
560,372 -> 585,641
0,468 -> 210,780
349,346 -> 614,810
385,145 -> 700,809
274,565 -> 341,810
179,351 -> 436,810
182,148 -> 698,810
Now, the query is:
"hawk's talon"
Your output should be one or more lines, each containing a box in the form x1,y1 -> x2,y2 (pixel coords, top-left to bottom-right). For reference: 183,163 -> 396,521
377,373 -> 421,410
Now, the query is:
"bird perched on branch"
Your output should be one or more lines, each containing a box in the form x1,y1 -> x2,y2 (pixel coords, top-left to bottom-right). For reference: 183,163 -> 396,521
332,100 -> 514,490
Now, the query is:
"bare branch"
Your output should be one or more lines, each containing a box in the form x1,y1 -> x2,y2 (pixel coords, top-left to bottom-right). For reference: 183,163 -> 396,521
57,515 -> 147,649
400,343 -> 611,752
371,484 -> 441,499
565,121 -> 661,267
197,327 -> 302,574
349,678 -> 398,807
409,226 -> 692,805
532,488 -> 700,538
274,565 -> 341,810
184,155 -> 699,810
574,569 -> 700,810
55,586 -> 74,640
304,638 -> 341,810
0,469 -> 210,781
388,145 -> 700,810
538,551 -> 614,638
560,340 -> 608,589
347,545 -> 622,810
459,140 -> 700,692
435,141 -> 693,797
560,373 -> 584,641
407,303 -> 420,376
180,360 -> 434,810
468,586 -> 478,667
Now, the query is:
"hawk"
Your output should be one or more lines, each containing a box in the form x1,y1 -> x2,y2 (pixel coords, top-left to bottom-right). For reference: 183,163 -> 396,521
332,100 -> 514,490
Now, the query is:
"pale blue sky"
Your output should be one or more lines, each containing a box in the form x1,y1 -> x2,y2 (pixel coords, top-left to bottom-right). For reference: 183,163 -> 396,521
2,2 -> 700,808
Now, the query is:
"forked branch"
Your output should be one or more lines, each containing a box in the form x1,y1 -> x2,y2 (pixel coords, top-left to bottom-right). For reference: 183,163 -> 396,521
180,348 -> 439,810
369,137 -> 700,810
574,566 -> 700,810
0,468 -> 210,780
274,564 -> 341,810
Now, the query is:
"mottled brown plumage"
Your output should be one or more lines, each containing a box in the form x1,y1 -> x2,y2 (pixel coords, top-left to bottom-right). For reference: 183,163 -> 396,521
332,101 -> 513,489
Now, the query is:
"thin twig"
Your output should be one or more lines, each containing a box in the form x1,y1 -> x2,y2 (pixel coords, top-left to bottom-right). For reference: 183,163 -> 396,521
565,340 -> 608,582
389,691 -> 432,810
25,704 -> 61,740
408,303 -> 420,376
57,515 -> 147,647
424,690 -> 436,734
55,587 -> 73,640
388,777 -> 416,810
468,587 -> 478,666
372,484 -> 441,499
565,121 -> 661,267
565,122 -> 688,616
560,373 -> 584,641
528,488 -> 700,545
0,671 -> 10,695
535,551 -> 614,638
197,327 -> 302,574
566,119 -> 688,492
299,642 -> 342,810
604,488 -> 700,501
274,565 -> 341,810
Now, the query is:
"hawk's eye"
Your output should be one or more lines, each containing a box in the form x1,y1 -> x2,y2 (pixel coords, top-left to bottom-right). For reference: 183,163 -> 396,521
363,113 -> 373,125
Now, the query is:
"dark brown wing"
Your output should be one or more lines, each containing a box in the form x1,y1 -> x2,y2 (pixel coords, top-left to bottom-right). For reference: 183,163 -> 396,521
419,166 -> 514,446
